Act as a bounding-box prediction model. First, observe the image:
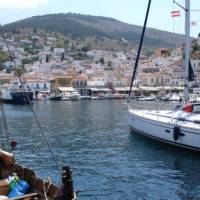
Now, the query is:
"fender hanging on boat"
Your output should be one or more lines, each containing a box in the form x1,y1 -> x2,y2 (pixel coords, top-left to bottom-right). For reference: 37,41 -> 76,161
173,125 -> 185,141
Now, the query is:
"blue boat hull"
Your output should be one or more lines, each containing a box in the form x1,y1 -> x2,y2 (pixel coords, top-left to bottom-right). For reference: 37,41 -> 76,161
0,92 -> 33,104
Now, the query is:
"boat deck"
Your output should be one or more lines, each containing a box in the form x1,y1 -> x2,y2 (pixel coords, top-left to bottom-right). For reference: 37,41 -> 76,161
129,109 -> 200,130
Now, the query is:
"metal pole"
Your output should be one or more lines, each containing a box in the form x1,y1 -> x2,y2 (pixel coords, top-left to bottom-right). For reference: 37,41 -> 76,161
62,166 -> 75,200
184,0 -> 190,104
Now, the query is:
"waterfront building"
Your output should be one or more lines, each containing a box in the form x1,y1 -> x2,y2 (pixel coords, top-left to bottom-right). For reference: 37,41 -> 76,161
24,78 -> 50,92
50,75 -> 73,92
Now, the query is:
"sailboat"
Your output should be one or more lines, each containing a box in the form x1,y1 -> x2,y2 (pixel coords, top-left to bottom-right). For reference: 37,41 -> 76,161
127,0 -> 200,151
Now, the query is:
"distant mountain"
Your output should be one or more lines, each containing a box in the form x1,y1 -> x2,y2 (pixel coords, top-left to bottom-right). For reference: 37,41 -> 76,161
2,13 -> 186,49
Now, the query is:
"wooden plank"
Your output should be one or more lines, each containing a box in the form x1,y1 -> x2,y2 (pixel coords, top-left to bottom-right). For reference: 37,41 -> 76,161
9,192 -> 39,200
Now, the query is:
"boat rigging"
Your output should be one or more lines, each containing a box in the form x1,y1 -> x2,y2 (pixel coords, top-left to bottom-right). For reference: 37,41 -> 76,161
127,0 -> 200,152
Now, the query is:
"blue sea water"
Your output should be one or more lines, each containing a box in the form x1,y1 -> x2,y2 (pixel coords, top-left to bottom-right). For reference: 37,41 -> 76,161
3,100 -> 200,200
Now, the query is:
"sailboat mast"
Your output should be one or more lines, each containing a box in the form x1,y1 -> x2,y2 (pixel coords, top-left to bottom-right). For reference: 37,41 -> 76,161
184,0 -> 190,103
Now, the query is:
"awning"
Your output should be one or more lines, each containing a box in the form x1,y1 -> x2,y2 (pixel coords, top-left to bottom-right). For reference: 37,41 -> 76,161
89,88 -> 112,92
125,87 -> 140,91
40,90 -> 50,93
58,87 -> 77,92
139,86 -> 159,91
114,87 -> 128,92
156,86 -> 184,91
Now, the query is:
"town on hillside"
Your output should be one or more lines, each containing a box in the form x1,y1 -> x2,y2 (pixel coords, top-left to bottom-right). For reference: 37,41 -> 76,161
0,29 -> 200,101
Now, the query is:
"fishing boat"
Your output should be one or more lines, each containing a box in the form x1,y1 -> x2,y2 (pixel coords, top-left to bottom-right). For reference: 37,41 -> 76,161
127,0 -> 200,151
0,81 -> 33,104
0,149 -> 76,200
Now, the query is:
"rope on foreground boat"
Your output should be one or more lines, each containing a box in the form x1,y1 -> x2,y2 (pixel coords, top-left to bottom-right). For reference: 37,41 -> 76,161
0,103 -> 11,151
0,28 -> 62,183
128,0 -> 152,101
0,114 -> 6,150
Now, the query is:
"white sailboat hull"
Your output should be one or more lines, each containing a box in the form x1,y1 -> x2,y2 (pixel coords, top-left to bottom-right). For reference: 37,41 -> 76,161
128,109 -> 200,151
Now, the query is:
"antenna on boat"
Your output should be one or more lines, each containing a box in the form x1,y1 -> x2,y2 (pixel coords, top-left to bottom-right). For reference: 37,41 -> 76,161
128,0 -> 152,101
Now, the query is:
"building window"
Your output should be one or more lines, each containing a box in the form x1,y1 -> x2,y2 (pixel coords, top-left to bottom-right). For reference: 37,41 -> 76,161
165,78 -> 169,83
44,83 -> 47,89
156,77 -> 159,83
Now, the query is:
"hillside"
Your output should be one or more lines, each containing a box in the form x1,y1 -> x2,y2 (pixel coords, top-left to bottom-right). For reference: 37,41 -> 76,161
2,13 -> 186,50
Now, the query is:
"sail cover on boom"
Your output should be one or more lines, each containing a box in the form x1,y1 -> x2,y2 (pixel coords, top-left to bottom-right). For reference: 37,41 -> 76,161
189,60 -> 195,82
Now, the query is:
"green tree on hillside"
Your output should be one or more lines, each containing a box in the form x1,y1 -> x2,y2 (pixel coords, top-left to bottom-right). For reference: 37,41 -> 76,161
14,65 -> 26,77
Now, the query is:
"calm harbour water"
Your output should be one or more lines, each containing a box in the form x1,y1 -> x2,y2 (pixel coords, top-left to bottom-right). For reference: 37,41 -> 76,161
3,100 -> 200,200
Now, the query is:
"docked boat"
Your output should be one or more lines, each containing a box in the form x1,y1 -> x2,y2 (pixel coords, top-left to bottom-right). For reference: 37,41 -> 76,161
138,95 -> 156,101
80,96 -> 91,100
159,95 -> 169,101
57,87 -> 80,101
127,0 -> 200,151
70,91 -> 80,101
0,81 -> 33,104
168,94 -> 182,101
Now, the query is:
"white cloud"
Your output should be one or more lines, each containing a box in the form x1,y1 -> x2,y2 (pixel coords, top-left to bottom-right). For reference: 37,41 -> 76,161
0,0 -> 48,9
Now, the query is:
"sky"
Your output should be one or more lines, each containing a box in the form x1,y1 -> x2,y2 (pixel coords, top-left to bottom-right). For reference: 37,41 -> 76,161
0,0 -> 199,37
